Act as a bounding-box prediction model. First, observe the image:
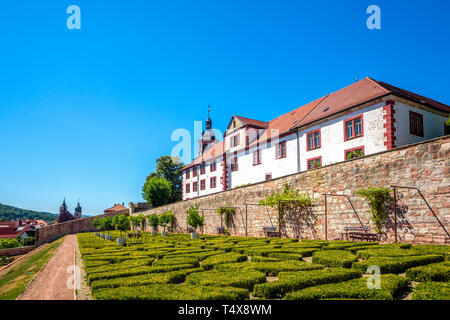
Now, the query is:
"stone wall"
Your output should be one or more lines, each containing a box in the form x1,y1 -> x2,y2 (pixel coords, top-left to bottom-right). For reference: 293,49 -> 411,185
0,246 -> 35,257
133,136 -> 450,244
36,209 -> 128,246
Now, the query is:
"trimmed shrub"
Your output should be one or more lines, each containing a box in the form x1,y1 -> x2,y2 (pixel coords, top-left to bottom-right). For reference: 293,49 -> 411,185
85,258 -> 154,274
411,245 -> 450,259
253,268 -> 362,299
356,248 -> 419,259
267,253 -> 303,261
352,255 -> 445,274
215,261 -> 323,276
406,261 -> 450,282
201,253 -> 247,270
411,281 -> 450,300
323,242 -> 377,250
250,256 -> 282,262
152,257 -> 200,267
312,250 -> 357,268
285,274 -> 409,300
185,270 -> 266,290
93,284 -> 249,300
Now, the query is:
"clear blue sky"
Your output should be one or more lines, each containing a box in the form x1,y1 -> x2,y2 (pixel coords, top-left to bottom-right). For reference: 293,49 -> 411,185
0,0 -> 449,215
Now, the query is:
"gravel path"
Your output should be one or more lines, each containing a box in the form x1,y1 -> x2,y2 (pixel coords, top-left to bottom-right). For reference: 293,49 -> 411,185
17,235 -> 76,300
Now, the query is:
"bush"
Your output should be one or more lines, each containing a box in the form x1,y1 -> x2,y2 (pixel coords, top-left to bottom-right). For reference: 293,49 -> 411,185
187,206 -> 204,232
356,248 -> 419,259
0,238 -> 22,249
214,261 -> 323,276
201,253 -> 247,270
411,244 -> 450,259
406,261 -> 450,282
253,268 -> 362,299
148,214 -> 159,231
411,281 -> 450,300
152,257 -> 200,267
352,255 -> 444,274
185,270 -> 266,290
85,258 -> 154,274
267,253 -> 303,261
93,284 -> 249,300
250,256 -> 282,262
285,274 -> 409,300
312,250 -> 357,268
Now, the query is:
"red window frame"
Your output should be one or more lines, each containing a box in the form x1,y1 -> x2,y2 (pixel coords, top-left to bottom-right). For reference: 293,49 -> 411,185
231,152 -> 239,171
200,179 -> 206,191
193,167 -> 198,177
306,129 -> 321,151
210,177 -> 217,189
193,181 -> 198,192
231,134 -> 240,147
409,111 -> 424,137
344,115 -> 364,141
186,183 -> 190,193
246,135 -> 250,147
277,141 -> 287,159
265,173 -> 272,181
307,156 -> 322,170
200,163 -> 206,175
185,169 -> 190,179
210,161 -> 217,172
344,146 -> 365,160
253,149 -> 262,166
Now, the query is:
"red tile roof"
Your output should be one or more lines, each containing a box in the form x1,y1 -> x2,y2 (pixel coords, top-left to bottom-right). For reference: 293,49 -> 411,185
0,225 -> 15,235
104,204 -> 127,213
183,78 -> 449,169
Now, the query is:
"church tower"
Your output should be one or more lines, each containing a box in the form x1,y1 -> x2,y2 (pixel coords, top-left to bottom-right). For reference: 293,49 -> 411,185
198,107 -> 217,156
56,199 -> 74,223
74,201 -> 82,219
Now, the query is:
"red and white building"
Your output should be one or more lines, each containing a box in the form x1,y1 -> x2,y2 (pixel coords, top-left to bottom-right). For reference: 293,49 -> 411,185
182,78 -> 449,200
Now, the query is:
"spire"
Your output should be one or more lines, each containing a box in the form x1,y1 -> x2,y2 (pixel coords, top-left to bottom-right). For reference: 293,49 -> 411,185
205,106 -> 212,130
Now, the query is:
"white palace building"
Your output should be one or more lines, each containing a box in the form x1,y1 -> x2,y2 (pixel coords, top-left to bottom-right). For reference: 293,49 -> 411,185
182,78 -> 449,200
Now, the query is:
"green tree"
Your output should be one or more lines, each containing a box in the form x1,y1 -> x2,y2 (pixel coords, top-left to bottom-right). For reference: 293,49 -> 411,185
142,176 -> 172,207
187,205 -> 204,232
148,214 -> 159,231
113,214 -> 130,237
156,156 -> 184,202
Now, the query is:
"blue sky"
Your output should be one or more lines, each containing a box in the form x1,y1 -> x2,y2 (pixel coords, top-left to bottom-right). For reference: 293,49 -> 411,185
0,0 -> 449,215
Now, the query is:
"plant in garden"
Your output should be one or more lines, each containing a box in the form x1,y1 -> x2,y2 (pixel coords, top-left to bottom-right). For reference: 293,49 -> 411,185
92,217 -> 103,233
354,186 -> 392,234
148,214 -> 159,231
138,214 -> 146,231
158,212 -> 173,232
112,214 -> 130,237
258,184 -> 316,232
217,205 -> 236,229
187,205 -> 204,232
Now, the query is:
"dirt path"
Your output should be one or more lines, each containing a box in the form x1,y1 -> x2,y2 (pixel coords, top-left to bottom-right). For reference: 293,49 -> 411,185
17,235 -> 76,300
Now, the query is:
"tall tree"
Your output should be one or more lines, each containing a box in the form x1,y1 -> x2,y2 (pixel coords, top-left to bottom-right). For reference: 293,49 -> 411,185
142,176 -> 172,207
155,156 -> 184,202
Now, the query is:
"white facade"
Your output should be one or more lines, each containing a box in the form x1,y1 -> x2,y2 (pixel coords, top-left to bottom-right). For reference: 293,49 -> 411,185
182,94 -> 448,201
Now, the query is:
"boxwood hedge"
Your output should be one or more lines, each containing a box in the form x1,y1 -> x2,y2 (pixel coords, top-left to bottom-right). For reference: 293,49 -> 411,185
214,261 -> 323,276
312,250 -> 357,268
201,253 -> 247,270
411,281 -> 450,300
406,261 -> 450,282
185,269 -> 266,290
352,254 -> 444,274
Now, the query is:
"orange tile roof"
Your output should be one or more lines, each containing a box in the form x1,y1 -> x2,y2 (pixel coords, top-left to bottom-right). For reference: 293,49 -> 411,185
183,78 -> 449,169
104,204 -> 127,213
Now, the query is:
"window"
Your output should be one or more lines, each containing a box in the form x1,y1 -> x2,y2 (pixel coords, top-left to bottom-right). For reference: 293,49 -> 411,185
345,146 -> 365,160
306,129 -> 321,151
220,177 -> 223,184
253,150 -> 262,165
193,167 -> 197,177
185,169 -> 190,179
246,135 -> 250,147
265,173 -> 272,181
210,161 -> 216,172
231,134 -> 240,147
231,152 -> 238,171
193,181 -> 198,192
344,116 -> 363,141
410,111 -> 424,137
186,183 -> 190,193
307,157 -> 322,170
210,177 -> 217,188
200,163 -> 206,175
277,141 -> 287,159
200,179 -> 206,191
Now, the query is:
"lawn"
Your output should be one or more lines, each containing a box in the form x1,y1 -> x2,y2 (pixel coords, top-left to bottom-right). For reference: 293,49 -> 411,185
0,237 -> 65,300
78,232 -> 450,300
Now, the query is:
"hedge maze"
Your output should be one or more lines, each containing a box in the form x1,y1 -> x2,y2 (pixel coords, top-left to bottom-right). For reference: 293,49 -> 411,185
78,232 -> 450,300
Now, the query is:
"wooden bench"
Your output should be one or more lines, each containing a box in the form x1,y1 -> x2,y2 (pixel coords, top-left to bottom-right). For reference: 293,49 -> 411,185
263,227 -> 280,238
341,226 -> 377,242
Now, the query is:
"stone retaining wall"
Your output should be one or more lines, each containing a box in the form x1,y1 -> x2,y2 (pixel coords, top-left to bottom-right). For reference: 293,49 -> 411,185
133,136 -> 450,244
0,246 -> 35,257
36,209 -> 128,246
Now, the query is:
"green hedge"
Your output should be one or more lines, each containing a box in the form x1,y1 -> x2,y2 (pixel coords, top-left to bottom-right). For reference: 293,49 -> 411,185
352,255 -> 444,274
411,245 -> 450,259
87,264 -> 196,283
185,270 -> 266,290
152,257 -> 200,267
90,267 -> 203,290
253,268 -> 362,299
250,256 -> 283,262
356,248 -> 419,259
201,253 -> 247,270
94,284 -> 250,300
267,253 -> 303,261
285,274 -> 409,300
312,250 -> 357,268
406,261 -> 450,282
85,258 -> 154,274
215,261 -> 323,276
411,281 -> 450,300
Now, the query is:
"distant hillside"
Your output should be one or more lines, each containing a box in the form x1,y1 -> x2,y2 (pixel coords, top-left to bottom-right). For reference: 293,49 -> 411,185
0,203 -> 58,223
